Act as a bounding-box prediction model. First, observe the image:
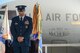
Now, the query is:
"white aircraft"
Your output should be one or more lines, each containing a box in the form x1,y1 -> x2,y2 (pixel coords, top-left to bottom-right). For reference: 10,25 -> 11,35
0,0 -> 80,44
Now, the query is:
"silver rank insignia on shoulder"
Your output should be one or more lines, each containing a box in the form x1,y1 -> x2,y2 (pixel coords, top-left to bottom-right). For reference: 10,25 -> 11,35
15,22 -> 18,25
25,20 -> 29,25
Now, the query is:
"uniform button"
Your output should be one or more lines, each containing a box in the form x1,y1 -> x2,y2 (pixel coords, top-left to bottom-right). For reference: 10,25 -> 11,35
20,26 -> 22,28
20,30 -> 22,32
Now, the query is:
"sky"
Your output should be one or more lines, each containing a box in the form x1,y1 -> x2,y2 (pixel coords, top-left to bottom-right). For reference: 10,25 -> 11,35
0,0 -> 15,5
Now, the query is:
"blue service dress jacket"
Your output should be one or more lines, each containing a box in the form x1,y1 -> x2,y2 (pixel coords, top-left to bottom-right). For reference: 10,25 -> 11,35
10,16 -> 33,47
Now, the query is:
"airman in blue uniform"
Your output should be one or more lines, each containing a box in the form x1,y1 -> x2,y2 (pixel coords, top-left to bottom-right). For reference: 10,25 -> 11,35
10,5 -> 33,53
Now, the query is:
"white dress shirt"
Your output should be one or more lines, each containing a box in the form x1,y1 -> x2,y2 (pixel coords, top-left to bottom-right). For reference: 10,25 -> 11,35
19,16 -> 25,21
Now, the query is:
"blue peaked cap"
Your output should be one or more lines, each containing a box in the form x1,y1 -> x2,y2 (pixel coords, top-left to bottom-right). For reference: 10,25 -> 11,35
16,5 -> 27,11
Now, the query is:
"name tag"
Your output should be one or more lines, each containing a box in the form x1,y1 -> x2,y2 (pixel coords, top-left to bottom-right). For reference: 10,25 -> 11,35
15,22 -> 18,25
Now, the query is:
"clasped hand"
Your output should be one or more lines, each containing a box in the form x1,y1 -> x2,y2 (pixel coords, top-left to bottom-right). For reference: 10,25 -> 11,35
17,36 -> 24,43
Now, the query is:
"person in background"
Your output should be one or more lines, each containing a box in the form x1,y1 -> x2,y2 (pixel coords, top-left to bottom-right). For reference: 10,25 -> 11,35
0,32 -> 5,53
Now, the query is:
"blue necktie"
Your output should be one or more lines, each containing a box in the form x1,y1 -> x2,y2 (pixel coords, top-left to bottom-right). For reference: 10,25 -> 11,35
21,17 -> 22,21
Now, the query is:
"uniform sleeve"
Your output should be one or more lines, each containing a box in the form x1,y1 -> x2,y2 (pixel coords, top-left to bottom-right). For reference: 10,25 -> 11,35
10,19 -> 17,40
28,18 -> 33,36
